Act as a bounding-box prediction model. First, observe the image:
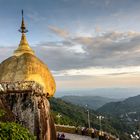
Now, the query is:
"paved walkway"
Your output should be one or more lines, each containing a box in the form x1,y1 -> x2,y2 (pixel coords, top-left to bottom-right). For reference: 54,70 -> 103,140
58,132 -> 98,140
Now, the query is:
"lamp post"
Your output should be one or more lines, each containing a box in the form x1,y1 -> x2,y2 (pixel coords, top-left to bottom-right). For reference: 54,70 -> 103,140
138,115 -> 140,139
56,113 -> 62,125
85,104 -> 90,128
87,109 -> 90,128
97,115 -> 104,132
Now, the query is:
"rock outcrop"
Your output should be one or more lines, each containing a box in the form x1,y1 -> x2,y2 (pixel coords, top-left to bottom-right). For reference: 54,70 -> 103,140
0,81 -> 56,140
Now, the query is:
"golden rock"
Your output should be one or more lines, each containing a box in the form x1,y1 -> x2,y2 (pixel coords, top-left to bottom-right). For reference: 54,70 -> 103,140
0,33 -> 56,97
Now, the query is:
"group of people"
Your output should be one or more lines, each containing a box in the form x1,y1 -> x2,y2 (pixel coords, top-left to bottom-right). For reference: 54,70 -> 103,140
57,133 -> 66,140
81,127 -> 89,135
57,127 -> 115,140
98,133 -> 110,140
79,127 -> 111,140
92,129 -> 110,140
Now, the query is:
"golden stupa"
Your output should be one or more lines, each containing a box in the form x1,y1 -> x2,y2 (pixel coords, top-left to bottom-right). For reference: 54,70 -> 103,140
0,11 -> 56,97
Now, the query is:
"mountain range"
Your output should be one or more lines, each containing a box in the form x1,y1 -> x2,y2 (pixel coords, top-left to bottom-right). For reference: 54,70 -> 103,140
97,94 -> 140,117
60,95 -> 120,110
55,88 -> 140,99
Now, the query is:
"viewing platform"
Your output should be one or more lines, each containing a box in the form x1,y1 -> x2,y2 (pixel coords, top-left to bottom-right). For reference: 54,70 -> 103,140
56,125 -> 117,140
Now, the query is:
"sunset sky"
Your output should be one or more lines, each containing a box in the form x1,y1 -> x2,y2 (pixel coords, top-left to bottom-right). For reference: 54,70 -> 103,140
0,0 -> 140,90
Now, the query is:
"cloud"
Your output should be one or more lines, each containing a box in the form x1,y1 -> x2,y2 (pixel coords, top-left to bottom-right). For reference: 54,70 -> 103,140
34,30 -> 140,73
72,37 -> 93,46
53,66 -> 140,77
1,30 -> 140,78
48,25 -> 69,38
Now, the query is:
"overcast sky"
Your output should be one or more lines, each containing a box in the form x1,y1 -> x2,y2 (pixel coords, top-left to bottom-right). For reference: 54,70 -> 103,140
0,0 -> 140,90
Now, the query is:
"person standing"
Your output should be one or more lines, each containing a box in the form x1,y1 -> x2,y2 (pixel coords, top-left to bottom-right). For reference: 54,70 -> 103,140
91,128 -> 95,138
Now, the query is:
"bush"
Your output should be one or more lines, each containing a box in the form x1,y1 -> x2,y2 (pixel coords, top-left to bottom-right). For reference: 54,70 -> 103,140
0,122 -> 36,140
0,109 -> 35,140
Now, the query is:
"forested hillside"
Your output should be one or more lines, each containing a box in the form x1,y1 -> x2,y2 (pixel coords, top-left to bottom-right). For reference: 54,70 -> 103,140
49,97 -> 134,139
98,95 -> 140,116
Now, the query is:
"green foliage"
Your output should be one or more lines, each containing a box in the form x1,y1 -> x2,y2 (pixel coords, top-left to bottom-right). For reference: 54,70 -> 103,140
50,97 -> 96,127
0,122 -> 36,140
0,109 -> 36,140
0,110 -> 5,118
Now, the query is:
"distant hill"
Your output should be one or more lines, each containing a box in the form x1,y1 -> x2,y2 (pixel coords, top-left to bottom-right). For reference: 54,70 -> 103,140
55,88 -> 140,99
97,94 -> 140,116
60,96 -> 119,110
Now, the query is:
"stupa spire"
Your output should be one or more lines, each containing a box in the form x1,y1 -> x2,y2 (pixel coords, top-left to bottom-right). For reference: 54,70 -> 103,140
19,10 -> 28,33
14,10 -> 34,56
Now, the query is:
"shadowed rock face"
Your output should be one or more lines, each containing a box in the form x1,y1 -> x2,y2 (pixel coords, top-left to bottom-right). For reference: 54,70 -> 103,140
0,97 -> 15,122
0,81 -> 56,140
